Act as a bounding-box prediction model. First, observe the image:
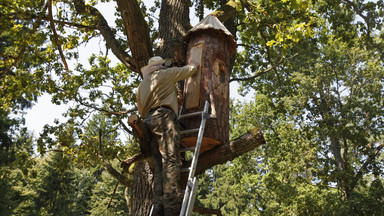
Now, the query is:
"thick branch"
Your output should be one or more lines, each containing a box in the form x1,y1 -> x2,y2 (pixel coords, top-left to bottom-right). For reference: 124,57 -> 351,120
104,161 -> 132,187
352,142 -> 384,190
210,0 -> 238,23
117,117 -> 133,134
194,127 -> 265,176
342,0 -> 371,35
121,153 -> 146,173
116,0 -> 153,73
73,0 -> 137,72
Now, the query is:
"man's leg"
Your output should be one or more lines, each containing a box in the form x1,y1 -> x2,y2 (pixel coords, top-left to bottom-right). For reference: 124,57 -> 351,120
146,108 -> 182,215
145,115 -> 165,216
157,109 -> 182,215
150,138 -> 164,216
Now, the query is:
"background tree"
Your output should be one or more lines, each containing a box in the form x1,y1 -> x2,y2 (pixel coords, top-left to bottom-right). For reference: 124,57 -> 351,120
0,129 -> 36,215
33,150 -> 94,215
89,159 -> 130,216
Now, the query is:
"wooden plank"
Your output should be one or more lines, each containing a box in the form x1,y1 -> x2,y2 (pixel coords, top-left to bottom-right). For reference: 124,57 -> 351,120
184,42 -> 204,109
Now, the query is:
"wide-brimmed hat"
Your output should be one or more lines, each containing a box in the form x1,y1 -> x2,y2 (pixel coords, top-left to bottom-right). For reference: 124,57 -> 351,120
141,56 -> 166,76
148,56 -> 164,65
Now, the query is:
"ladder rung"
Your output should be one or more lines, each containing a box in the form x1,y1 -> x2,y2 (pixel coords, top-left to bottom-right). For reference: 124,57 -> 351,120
180,147 -> 196,152
179,111 -> 203,119
181,167 -> 190,172
180,128 -> 199,135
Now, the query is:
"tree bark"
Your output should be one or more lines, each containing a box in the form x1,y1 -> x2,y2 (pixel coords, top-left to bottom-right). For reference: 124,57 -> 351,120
130,160 -> 154,216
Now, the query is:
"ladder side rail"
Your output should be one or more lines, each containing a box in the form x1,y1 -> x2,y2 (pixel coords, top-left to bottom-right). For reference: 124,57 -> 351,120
186,100 -> 209,181
185,177 -> 199,216
149,204 -> 154,216
180,181 -> 192,216
178,105 -> 184,119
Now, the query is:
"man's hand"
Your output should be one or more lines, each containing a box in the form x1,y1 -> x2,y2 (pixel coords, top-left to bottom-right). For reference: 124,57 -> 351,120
189,61 -> 200,70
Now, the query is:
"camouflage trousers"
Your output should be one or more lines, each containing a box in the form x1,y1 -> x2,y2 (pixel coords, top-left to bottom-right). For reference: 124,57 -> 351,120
144,107 -> 182,216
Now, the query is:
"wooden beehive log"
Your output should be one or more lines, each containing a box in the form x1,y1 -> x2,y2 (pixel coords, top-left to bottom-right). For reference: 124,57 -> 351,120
181,15 -> 236,152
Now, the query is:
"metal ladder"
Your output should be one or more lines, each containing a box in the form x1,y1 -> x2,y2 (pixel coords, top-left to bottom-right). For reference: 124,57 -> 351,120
178,100 -> 210,216
149,101 -> 210,216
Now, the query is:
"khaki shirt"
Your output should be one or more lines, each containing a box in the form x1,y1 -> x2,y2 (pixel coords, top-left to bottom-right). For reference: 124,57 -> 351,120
137,65 -> 197,118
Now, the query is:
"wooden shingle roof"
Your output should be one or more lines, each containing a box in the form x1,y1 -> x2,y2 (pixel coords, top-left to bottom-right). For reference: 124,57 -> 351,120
184,14 -> 236,54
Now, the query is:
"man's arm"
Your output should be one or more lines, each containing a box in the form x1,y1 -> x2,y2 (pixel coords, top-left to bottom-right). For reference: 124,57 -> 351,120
166,64 -> 199,82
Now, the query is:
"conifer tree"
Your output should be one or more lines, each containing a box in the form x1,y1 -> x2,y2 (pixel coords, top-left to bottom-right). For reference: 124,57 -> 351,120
33,151 -> 93,216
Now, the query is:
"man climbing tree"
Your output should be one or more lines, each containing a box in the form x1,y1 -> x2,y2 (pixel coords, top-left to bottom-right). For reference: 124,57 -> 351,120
137,56 -> 198,215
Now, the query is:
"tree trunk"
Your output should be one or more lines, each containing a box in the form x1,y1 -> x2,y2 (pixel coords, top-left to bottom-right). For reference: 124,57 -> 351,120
330,135 -> 351,200
157,0 -> 191,65
130,161 -> 153,216
130,1 -> 192,215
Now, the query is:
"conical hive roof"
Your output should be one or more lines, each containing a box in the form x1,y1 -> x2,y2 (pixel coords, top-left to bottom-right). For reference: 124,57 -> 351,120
184,14 -> 236,54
